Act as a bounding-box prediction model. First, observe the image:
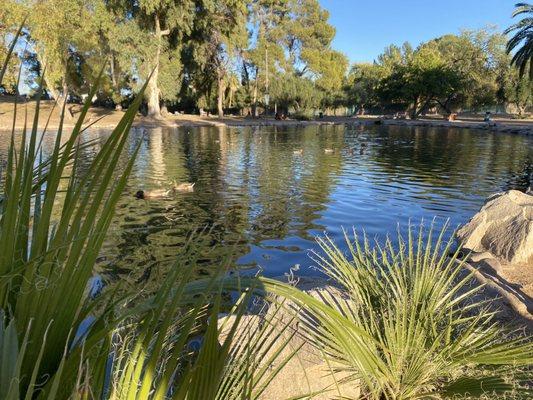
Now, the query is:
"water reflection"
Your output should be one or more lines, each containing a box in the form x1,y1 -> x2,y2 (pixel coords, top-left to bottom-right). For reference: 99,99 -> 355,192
1,125 -> 531,289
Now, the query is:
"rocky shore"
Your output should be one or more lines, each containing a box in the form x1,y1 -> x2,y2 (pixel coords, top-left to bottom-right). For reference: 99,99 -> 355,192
457,190 -> 533,324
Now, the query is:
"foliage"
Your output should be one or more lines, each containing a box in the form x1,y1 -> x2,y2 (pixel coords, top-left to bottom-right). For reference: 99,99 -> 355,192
270,73 -> 322,112
345,63 -> 383,114
262,225 -> 533,399
503,65 -> 533,115
346,29 -> 532,117
506,2 -> 533,79
243,0 -> 347,115
0,36 -> 302,399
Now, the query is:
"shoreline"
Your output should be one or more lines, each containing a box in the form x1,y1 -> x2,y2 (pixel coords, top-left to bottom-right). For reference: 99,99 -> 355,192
0,99 -> 531,135
1,116 -> 531,136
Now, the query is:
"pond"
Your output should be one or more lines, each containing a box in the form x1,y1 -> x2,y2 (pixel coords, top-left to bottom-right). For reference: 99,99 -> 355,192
1,124 -> 532,287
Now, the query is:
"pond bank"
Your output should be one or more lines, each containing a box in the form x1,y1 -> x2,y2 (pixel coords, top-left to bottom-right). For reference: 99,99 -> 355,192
141,114 -> 533,136
374,117 -> 533,136
1,99 -> 532,134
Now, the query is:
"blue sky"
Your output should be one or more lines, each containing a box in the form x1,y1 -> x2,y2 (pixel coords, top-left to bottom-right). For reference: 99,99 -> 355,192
320,0 -> 517,63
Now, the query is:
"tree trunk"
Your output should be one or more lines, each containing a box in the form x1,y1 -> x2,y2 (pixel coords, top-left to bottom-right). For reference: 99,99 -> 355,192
49,79 -> 73,120
217,74 -> 224,118
409,96 -> 419,120
146,68 -> 160,118
110,53 -> 122,108
42,71 -> 72,120
252,67 -> 259,117
147,14 -> 168,119
228,89 -> 233,109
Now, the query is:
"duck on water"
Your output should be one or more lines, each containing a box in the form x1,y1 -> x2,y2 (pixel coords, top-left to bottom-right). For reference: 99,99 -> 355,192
135,182 -> 195,199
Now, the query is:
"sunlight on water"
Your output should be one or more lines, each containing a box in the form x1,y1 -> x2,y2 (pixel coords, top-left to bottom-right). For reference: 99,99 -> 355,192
1,125 -> 531,288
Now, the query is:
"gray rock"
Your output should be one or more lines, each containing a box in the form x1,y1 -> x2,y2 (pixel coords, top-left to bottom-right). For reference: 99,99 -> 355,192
457,190 -> 533,266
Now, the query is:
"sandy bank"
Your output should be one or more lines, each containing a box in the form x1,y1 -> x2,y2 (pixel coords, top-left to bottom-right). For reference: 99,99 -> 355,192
1,99 -> 532,134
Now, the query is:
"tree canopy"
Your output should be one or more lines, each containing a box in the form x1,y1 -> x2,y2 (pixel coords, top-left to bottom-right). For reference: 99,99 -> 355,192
0,2 -> 531,118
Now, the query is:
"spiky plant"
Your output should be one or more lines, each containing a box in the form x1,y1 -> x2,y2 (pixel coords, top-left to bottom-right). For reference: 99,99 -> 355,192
105,262 -> 305,400
256,225 -> 533,399
0,26 -> 305,400
0,25 -> 150,396
506,3 -> 533,79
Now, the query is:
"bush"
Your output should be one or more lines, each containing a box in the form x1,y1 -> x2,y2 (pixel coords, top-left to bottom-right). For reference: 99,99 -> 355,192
263,225 -> 533,399
292,110 -> 314,121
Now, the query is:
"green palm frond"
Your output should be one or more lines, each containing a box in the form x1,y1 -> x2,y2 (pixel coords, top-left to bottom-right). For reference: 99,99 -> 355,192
248,224 -> 533,400
506,3 -> 533,79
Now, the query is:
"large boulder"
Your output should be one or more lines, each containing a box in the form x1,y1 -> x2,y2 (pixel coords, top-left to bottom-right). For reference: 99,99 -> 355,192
457,190 -> 533,266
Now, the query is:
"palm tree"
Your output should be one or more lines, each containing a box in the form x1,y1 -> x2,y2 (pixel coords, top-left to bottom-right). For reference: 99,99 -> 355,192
505,2 -> 533,79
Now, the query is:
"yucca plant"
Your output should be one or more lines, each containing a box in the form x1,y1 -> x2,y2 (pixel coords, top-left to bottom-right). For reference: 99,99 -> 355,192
0,24 -> 150,397
266,224 -> 533,399
0,50 -> 148,398
104,261 -> 305,400
0,27 -> 307,400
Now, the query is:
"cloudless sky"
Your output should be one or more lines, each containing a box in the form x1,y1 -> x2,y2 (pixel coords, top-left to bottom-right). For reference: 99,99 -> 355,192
320,0 -> 517,63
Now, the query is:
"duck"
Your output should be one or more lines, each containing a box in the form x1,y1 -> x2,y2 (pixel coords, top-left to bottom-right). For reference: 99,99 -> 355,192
293,149 -> 303,155
171,181 -> 196,192
324,148 -> 334,154
135,189 -> 171,200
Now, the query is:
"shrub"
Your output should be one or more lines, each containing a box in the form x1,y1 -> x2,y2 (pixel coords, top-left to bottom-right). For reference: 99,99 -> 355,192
264,225 -> 533,399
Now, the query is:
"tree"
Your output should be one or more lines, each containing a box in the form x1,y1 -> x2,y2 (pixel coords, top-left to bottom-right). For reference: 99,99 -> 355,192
378,44 -> 462,119
244,0 -> 346,115
505,2 -> 533,79
13,0 -> 103,116
430,31 -> 501,112
0,7 -> 20,94
371,30 -> 516,117
345,63 -> 383,114
125,0 -> 196,118
504,67 -> 533,115
180,0 -> 247,118
270,73 -> 321,113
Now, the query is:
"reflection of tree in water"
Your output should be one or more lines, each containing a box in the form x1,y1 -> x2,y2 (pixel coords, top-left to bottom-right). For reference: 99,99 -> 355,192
96,125 -> 344,291
43,124 -> 532,294
244,125 -> 345,243
370,126 -> 533,198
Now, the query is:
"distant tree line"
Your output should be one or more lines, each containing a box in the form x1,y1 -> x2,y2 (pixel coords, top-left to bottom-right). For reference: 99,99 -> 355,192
344,29 -> 532,119
0,1 -> 531,119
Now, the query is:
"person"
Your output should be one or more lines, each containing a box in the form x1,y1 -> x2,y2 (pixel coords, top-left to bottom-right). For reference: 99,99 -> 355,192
484,111 -> 492,122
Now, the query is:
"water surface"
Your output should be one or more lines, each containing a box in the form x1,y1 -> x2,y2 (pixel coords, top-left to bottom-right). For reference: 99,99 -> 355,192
1,124 -> 531,286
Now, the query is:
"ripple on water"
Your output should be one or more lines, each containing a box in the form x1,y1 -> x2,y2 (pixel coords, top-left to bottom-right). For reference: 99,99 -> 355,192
1,125 -> 531,287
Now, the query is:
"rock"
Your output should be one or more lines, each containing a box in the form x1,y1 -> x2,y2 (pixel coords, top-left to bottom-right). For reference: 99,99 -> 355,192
457,190 -> 533,266
218,278 -> 359,399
